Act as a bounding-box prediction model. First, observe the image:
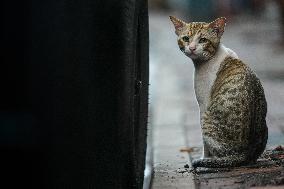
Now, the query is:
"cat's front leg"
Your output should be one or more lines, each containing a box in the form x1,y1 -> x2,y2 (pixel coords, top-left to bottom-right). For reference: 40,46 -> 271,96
202,143 -> 211,159
200,116 -> 211,159
192,158 -> 211,168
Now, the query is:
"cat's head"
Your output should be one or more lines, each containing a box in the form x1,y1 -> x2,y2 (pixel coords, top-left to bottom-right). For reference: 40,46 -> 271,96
169,16 -> 226,61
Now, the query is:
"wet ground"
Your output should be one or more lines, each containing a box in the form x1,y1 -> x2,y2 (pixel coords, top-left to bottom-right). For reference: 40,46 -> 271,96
149,5 -> 284,189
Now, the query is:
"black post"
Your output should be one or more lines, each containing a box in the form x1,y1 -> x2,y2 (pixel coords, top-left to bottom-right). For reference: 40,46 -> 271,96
2,0 -> 149,188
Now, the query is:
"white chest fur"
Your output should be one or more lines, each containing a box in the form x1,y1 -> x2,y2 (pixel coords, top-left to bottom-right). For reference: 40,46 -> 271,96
193,44 -> 238,117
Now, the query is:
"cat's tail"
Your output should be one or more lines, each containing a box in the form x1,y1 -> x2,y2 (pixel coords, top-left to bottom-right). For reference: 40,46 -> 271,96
192,155 -> 249,168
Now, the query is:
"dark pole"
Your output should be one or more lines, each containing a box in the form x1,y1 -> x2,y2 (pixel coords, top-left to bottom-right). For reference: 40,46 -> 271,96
2,0 -> 149,188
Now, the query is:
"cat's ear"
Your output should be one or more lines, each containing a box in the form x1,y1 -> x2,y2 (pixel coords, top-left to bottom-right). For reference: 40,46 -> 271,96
208,17 -> 226,37
169,16 -> 187,35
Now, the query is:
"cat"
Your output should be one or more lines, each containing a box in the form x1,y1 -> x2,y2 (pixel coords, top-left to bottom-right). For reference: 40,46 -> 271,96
170,16 -> 268,168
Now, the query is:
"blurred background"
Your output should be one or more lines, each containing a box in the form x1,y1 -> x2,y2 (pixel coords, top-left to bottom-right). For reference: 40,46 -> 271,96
147,0 -> 284,187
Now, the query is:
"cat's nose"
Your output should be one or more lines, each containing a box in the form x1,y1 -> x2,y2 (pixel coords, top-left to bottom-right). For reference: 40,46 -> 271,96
189,46 -> 196,51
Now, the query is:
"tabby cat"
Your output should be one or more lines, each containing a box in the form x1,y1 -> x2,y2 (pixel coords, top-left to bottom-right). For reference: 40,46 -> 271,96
170,16 -> 268,168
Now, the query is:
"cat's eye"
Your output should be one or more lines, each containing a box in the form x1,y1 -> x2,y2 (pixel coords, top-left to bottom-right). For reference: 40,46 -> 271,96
199,38 -> 207,43
182,36 -> 189,42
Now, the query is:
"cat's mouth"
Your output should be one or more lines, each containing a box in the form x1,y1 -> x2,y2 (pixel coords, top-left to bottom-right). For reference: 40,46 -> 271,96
186,51 -> 198,59
185,49 -> 196,55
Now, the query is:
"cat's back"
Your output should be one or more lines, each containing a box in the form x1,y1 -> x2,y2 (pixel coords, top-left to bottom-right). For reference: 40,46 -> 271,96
204,56 -> 267,158
210,56 -> 266,107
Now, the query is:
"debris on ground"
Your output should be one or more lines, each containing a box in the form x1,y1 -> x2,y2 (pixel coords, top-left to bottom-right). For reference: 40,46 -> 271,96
274,145 -> 284,151
190,147 -> 284,188
184,164 -> 190,168
261,145 -> 284,166
179,147 -> 195,153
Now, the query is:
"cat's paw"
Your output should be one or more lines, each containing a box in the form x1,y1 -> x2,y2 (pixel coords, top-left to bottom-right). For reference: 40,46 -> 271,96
192,158 -> 212,168
192,159 -> 202,168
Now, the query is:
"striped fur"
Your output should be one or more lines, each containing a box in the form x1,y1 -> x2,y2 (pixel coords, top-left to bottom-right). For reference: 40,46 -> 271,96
170,16 -> 268,168
198,57 -> 268,168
